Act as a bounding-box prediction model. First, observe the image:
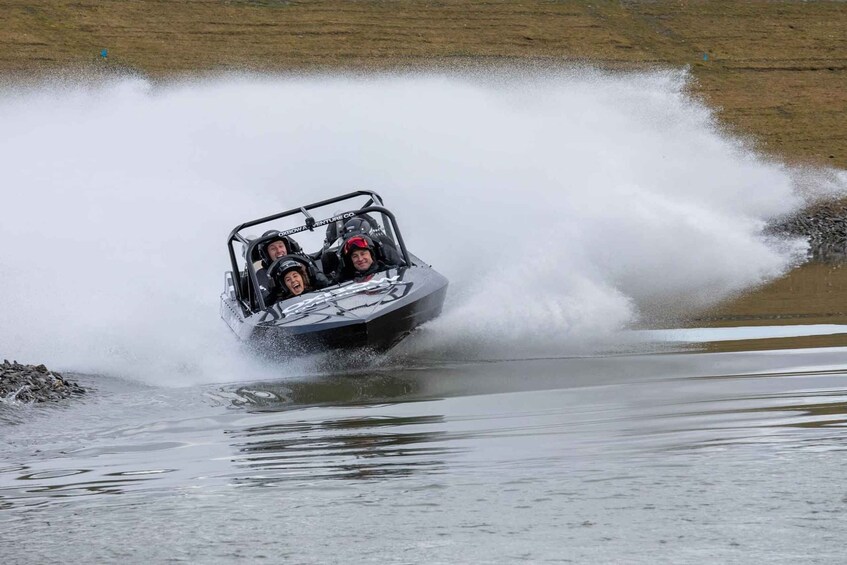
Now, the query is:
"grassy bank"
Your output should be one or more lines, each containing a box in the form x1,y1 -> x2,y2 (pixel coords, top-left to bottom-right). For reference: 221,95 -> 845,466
1,1 -> 845,168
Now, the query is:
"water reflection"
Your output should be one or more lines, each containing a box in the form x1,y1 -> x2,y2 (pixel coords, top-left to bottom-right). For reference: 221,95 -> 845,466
687,388 -> 847,443
224,371 -> 428,411
219,373 -> 462,483
227,413 -> 462,483
621,371 -> 847,455
220,354 -> 847,487
0,465 -> 174,507
223,375 -> 847,488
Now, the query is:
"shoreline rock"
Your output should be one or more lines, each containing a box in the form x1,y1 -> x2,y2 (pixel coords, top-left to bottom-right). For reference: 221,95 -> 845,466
767,198 -> 847,263
0,360 -> 85,404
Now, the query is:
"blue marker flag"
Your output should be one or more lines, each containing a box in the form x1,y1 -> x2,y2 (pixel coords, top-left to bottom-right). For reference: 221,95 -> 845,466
101,48 -> 108,58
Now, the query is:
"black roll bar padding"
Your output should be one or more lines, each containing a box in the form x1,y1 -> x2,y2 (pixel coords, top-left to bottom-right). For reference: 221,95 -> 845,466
225,190 -> 384,306
241,205 -> 410,311
227,234 -> 244,304
226,191 -> 398,311
227,190 -> 384,239
267,253 -> 312,281
381,208 -> 398,246
352,206 -> 412,267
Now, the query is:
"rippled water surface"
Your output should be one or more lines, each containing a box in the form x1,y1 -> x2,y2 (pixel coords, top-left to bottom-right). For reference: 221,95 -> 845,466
3,342 -> 847,564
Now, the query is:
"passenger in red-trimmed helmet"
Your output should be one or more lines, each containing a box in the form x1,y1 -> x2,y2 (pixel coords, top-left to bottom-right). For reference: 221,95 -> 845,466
336,234 -> 400,283
346,236 -> 375,272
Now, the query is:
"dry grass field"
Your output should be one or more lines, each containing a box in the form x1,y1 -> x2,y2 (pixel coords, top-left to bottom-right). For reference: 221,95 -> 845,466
1,0 -> 845,168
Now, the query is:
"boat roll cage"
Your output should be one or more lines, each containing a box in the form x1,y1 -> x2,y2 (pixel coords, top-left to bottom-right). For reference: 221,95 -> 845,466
226,190 -> 412,309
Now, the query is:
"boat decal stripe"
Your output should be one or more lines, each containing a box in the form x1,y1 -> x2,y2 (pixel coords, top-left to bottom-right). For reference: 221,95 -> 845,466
281,275 -> 403,316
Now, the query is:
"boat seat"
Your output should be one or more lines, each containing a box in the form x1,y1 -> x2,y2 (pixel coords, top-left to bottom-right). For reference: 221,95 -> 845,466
321,248 -> 340,279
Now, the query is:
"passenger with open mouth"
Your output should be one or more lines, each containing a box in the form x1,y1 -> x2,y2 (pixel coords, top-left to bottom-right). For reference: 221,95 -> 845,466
271,258 -> 323,298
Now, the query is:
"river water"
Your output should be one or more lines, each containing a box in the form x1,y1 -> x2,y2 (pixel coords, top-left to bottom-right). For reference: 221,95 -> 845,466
3,327 -> 847,563
2,71 -> 847,563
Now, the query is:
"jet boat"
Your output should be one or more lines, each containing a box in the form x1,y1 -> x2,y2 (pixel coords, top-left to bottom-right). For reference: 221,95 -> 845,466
221,190 -> 448,356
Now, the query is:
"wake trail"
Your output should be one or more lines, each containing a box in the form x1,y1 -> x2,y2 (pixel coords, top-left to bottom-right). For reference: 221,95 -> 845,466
2,68 -> 841,384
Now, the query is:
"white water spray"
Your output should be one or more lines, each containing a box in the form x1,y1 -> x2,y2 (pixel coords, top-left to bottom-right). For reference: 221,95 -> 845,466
0,69 -> 837,384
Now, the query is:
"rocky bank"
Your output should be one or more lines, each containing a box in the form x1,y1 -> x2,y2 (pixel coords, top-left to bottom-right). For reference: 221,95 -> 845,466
0,360 -> 85,404
768,199 -> 847,262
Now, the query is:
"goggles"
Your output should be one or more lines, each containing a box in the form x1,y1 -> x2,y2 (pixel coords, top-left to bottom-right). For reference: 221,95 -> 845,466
343,236 -> 371,254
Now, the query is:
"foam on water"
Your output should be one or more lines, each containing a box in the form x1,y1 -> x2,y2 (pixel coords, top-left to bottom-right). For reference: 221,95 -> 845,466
0,69 -> 840,384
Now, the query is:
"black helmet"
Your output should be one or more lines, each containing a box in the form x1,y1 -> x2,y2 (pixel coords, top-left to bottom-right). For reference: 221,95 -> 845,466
274,258 -> 306,278
325,214 -> 382,247
339,235 -> 377,272
341,217 -> 373,239
342,234 -> 375,256
258,231 -> 302,264
338,234 -> 382,275
268,255 -> 310,286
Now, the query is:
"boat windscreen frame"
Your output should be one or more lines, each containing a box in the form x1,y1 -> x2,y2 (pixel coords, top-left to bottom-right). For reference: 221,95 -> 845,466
225,190 -> 412,311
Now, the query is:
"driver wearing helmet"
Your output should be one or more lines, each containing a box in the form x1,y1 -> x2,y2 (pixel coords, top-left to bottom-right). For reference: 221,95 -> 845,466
335,234 -> 400,283
253,232 -> 302,306
323,216 -> 404,280
258,231 -> 301,266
